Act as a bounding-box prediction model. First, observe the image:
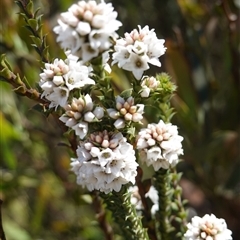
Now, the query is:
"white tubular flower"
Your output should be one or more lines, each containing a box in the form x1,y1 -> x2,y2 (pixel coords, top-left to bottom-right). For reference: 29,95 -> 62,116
107,96 -> 144,129
53,0 -> 122,62
140,76 -> 160,98
70,131 -> 138,194
65,53 -> 95,89
47,86 -> 69,109
112,25 -> 166,80
137,120 -> 183,171
39,55 -> 95,109
59,94 -> 104,139
184,214 -> 232,240
73,121 -> 89,139
65,66 -> 94,90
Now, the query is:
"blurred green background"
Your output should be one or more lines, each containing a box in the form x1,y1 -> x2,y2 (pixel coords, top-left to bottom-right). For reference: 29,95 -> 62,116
1,0 -> 239,239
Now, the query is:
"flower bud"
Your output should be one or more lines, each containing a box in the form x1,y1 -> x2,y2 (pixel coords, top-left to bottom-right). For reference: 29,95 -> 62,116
84,112 -> 95,122
93,107 -> 104,119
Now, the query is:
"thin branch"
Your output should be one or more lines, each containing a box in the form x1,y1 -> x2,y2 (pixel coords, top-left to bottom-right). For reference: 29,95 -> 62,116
1,71 -> 49,105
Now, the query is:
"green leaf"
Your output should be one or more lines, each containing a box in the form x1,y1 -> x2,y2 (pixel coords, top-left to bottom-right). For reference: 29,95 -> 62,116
0,54 -> 13,71
28,18 -> 38,30
13,85 -> 26,94
30,35 -> 42,47
32,44 -> 41,55
0,68 -> 13,80
33,7 -> 41,18
24,25 -> 35,35
127,126 -> 135,137
26,1 -> 33,15
170,202 -> 179,211
22,76 -> 31,89
15,0 -> 25,11
120,88 -> 133,99
37,23 -> 43,36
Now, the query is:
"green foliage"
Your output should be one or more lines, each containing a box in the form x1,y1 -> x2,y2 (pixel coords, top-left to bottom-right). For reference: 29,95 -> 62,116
15,0 -> 49,63
101,186 -> 150,240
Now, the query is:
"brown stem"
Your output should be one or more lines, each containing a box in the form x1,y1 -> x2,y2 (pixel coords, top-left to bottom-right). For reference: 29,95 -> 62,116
2,72 -> 49,105
92,192 -> 114,240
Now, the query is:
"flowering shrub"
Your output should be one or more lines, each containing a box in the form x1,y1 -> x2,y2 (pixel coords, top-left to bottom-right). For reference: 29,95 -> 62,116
0,0 -> 234,239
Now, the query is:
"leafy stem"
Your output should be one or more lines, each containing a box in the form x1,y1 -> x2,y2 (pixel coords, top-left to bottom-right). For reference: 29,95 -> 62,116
101,185 -> 150,240
15,0 -> 50,63
154,169 -> 172,240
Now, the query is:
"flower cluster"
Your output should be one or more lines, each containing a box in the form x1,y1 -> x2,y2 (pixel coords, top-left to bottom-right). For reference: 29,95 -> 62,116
53,0 -> 122,62
112,25 -> 166,80
137,120 -> 183,171
107,96 -> 144,129
59,94 -> 104,139
39,54 -> 94,109
71,131 -> 138,193
184,214 -> 232,240
140,76 -> 159,98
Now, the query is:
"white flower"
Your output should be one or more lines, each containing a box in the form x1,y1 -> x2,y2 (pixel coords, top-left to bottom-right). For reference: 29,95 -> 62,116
140,86 -> 151,98
184,214 -> 232,240
112,25 -> 166,80
114,118 -> 126,129
47,86 -> 69,109
39,80 -> 55,96
140,76 -> 159,98
122,53 -> 149,80
81,43 -> 99,62
65,66 -> 95,90
39,55 -> 95,109
59,94 -> 104,139
72,121 -> 89,139
93,107 -> 104,119
107,96 -> 144,129
39,58 -> 69,99
137,120 -> 183,170
84,111 -> 95,122
53,0 -> 122,62
70,130 -> 138,193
